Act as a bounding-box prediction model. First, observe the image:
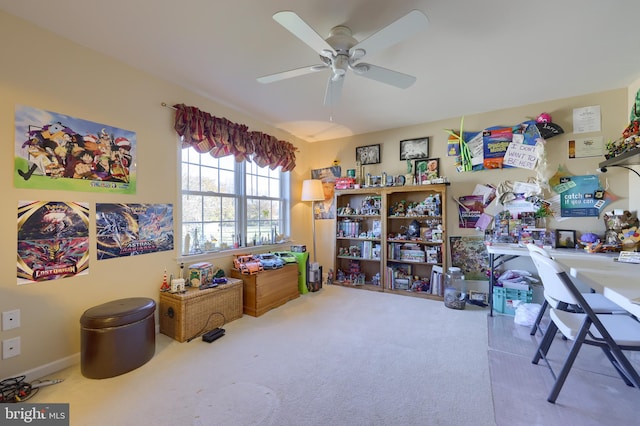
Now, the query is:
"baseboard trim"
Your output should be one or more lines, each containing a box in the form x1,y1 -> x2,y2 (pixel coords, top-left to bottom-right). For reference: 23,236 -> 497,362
3,328 -> 161,382
12,353 -> 80,382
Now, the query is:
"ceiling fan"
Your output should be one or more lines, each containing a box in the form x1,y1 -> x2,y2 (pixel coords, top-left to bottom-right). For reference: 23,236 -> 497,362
257,10 -> 429,106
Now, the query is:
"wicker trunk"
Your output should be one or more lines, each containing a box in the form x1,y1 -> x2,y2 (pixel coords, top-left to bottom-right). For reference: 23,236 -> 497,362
159,278 -> 243,342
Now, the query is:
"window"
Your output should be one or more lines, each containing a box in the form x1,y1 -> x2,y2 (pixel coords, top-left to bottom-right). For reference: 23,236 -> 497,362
180,146 -> 289,256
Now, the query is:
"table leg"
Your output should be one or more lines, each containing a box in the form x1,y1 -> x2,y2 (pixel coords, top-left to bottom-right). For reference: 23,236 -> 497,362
488,253 -> 495,316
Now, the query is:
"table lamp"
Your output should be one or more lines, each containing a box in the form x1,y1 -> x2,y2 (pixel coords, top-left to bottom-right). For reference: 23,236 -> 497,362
301,179 -> 325,263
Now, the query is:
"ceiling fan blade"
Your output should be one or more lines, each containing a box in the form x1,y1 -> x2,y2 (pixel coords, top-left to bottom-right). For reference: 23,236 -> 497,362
352,10 -> 428,59
353,63 -> 416,89
273,11 -> 335,56
324,75 -> 344,106
257,64 -> 327,84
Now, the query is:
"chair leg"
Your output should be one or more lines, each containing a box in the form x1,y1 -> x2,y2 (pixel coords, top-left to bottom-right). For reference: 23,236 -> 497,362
600,347 -> 634,387
602,342 -> 640,389
533,321 -> 558,365
531,299 -> 548,336
547,320 -> 590,403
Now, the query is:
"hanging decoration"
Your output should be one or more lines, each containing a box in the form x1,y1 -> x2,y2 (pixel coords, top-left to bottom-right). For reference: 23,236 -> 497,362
446,115 -> 563,174
171,104 -> 297,171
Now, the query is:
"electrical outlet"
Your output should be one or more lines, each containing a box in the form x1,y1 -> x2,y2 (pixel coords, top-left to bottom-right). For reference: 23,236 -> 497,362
2,309 -> 21,331
3,337 -> 21,359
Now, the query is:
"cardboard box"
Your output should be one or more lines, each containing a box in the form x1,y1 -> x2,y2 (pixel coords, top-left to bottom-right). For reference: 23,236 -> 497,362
188,262 -> 214,287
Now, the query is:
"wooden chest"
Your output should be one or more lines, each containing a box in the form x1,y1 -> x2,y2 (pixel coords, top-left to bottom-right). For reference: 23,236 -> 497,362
230,264 -> 299,317
159,278 -> 242,342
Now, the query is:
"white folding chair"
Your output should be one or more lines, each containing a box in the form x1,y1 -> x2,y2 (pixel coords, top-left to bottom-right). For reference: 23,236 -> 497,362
525,244 -> 627,336
529,251 -> 640,403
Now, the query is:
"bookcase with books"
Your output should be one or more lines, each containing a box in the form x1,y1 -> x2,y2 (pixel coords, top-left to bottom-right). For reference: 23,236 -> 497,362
333,184 -> 448,300
334,188 -> 384,291
384,184 -> 448,300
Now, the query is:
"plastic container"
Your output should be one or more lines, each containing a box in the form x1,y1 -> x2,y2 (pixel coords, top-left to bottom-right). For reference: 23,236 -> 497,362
492,286 -> 533,315
444,267 -> 467,310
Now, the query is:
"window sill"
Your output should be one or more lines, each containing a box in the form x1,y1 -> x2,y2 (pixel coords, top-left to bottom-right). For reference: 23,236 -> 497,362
176,242 -> 291,264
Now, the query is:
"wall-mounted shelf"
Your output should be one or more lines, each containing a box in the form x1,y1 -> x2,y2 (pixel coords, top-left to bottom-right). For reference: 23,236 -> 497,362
599,147 -> 640,168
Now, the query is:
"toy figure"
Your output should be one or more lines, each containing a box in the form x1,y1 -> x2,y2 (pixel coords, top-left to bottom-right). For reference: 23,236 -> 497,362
160,269 -> 170,292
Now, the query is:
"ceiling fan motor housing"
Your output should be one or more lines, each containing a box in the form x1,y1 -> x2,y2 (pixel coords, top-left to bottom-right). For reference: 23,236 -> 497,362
325,26 -> 357,54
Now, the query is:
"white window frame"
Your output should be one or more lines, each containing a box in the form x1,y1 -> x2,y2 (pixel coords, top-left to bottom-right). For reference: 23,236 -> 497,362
176,144 -> 290,263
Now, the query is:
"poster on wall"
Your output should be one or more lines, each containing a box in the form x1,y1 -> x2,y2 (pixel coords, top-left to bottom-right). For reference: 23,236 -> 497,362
17,201 -> 90,285
457,195 -> 484,229
449,236 -> 489,281
482,127 -> 513,169
311,166 -> 341,219
14,104 -> 136,194
557,175 -> 606,217
96,203 -> 174,260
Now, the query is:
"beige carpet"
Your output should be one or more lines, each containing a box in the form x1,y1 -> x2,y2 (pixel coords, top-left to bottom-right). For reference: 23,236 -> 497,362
33,285 -> 495,426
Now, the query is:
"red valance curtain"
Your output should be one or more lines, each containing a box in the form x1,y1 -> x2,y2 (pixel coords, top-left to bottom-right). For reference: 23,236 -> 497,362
172,103 -> 297,171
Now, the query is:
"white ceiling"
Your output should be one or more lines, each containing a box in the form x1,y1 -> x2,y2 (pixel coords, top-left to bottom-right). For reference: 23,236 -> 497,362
2,0 -> 640,143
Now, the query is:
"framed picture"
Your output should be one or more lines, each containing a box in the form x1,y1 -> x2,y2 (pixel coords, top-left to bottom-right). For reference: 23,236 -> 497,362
555,229 -> 576,248
449,235 -> 489,280
311,166 -> 341,220
414,158 -> 439,184
355,144 -> 381,165
469,291 -> 488,304
399,137 -> 429,161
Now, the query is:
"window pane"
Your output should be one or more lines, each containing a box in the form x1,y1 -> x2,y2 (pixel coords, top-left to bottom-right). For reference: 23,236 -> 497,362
219,170 -> 235,194
202,223 -> 221,247
221,197 -> 236,220
182,194 -> 202,222
201,166 -> 219,192
203,196 -> 221,221
182,163 -> 201,191
247,198 -> 259,220
269,178 -> 280,198
219,155 -> 235,170
255,176 -> 269,197
200,153 -> 218,167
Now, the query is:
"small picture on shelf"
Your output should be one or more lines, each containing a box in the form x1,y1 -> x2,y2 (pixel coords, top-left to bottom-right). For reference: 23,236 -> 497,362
469,291 -> 488,304
415,158 -> 439,184
555,229 -> 576,249
372,220 -> 381,238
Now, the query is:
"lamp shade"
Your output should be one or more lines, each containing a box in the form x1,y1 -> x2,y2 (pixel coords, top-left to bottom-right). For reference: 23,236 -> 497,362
301,179 -> 325,202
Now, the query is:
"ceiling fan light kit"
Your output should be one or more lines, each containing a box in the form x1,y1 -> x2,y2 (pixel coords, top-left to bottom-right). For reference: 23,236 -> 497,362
257,9 -> 429,106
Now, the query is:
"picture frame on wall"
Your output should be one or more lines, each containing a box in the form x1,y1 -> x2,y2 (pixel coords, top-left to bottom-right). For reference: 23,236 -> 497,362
399,137 -> 429,161
355,144 -> 381,165
555,229 -> 576,248
414,158 -> 439,184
